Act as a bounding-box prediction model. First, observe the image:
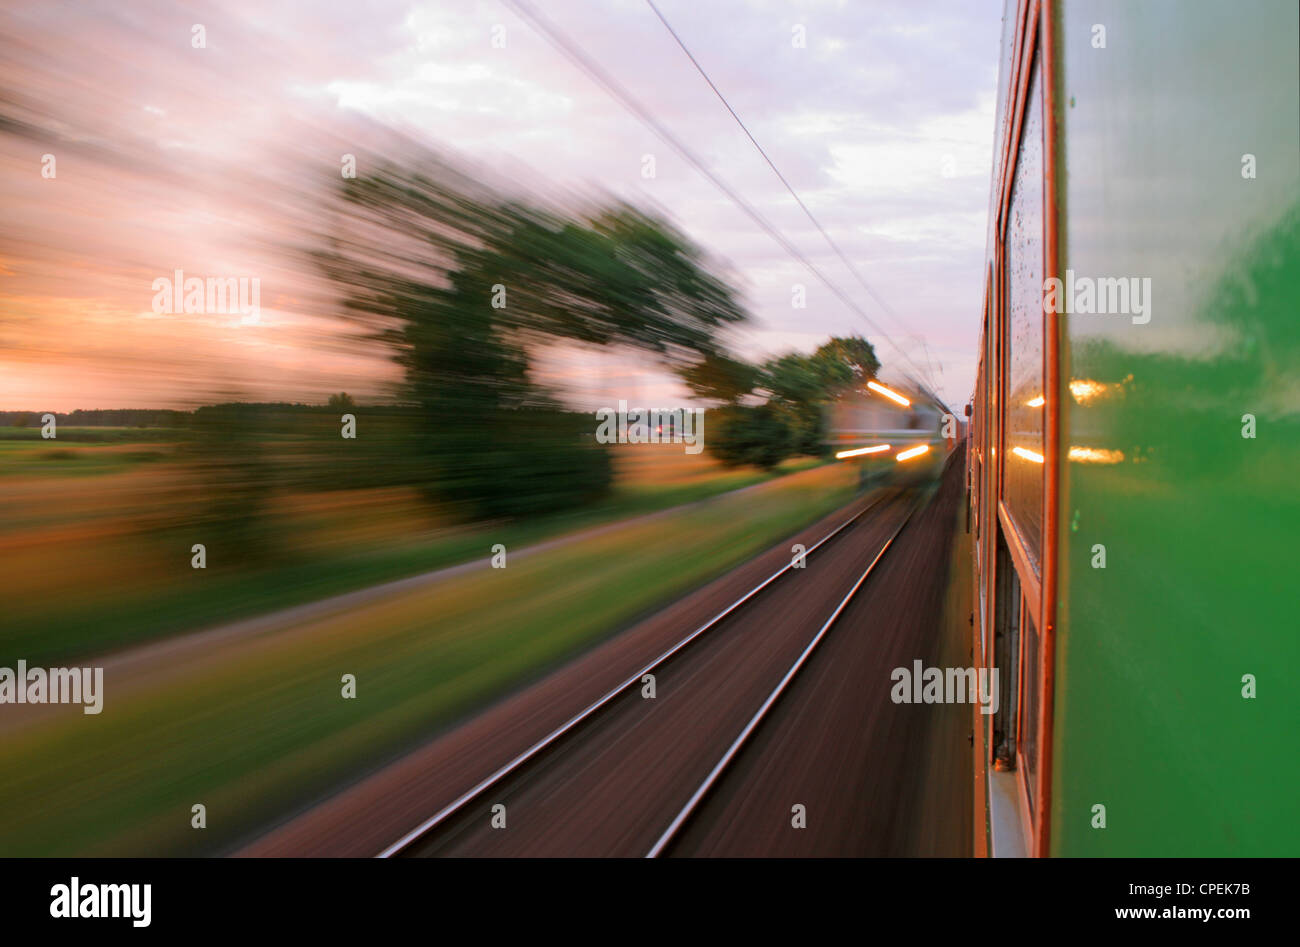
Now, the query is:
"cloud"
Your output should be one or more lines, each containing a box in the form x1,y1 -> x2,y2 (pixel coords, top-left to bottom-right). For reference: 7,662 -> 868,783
0,0 -> 1002,409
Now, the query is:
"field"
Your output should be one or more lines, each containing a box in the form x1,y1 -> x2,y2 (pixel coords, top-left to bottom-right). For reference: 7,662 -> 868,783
0,440 -> 858,855
0,428 -> 822,665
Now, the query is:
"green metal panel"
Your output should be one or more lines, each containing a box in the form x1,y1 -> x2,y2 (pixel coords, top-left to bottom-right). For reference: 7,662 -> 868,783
1051,0 -> 1300,855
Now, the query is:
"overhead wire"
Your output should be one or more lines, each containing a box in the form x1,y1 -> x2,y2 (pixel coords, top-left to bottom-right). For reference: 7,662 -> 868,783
499,0 -> 942,401
642,0 -> 940,392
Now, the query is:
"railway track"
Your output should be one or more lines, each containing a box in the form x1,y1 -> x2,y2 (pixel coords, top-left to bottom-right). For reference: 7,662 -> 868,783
378,489 -> 919,858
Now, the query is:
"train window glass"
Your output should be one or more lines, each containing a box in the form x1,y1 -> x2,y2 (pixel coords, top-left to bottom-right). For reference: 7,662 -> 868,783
1001,50 -> 1045,574
991,534 -> 1021,769
1019,606 -> 1041,808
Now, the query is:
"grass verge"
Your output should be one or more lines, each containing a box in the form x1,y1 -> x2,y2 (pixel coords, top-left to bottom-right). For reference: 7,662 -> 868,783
2,453 -> 823,666
0,461 -> 856,855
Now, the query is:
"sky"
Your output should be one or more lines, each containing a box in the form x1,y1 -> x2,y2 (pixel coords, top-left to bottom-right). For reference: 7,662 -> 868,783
0,0 -> 1005,412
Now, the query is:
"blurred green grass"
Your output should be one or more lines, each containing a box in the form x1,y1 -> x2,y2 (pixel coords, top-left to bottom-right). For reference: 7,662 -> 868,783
0,433 -> 823,665
0,461 -> 858,855
0,435 -> 170,478
0,425 -> 185,443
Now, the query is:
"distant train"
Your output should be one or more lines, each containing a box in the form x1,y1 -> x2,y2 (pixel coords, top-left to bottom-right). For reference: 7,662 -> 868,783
967,0 -> 1298,856
827,378 -> 950,488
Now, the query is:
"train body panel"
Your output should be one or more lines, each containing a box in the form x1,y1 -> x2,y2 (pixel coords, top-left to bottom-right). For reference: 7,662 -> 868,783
970,0 -> 1300,856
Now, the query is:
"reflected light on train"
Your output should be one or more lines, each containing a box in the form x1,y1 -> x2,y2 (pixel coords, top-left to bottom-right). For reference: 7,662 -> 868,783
895,444 -> 930,462
866,380 -> 910,407
836,444 -> 891,459
1011,446 -> 1045,463
1068,379 -> 1110,404
1068,445 -> 1125,464
1025,395 -> 1045,407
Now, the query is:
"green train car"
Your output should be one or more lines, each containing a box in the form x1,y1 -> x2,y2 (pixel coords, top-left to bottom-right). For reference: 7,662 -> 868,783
968,0 -> 1299,856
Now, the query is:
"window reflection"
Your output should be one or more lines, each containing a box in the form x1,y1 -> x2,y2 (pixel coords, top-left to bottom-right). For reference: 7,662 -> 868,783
1003,52 -> 1045,573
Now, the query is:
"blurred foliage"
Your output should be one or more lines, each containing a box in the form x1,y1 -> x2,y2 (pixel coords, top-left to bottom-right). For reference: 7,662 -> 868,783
707,404 -> 795,471
677,350 -> 762,403
315,157 -> 748,520
697,334 -> 881,469
763,353 -> 831,457
433,407 -> 614,519
184,403 -> 278,562
0,409 -> 189,428
762,336 -> 882,455
808,335 -> 882,392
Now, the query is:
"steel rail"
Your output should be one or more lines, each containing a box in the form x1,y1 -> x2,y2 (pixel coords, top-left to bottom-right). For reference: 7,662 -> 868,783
377,492 -> 895,857
645,504 -> 916,857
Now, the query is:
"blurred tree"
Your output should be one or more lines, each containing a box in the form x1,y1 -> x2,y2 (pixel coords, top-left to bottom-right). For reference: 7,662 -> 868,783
316,159 -> 748,519
185,403 -> 277,562
707,404 -> 794,471
761,335 -> 880,456
676,350 -> 760,403
703,335 -> 882,467
327,392 -> 356,411
762,353 -> 829,457
810,335 -> 881,390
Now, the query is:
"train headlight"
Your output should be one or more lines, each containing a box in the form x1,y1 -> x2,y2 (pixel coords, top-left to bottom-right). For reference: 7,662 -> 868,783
835,444 -> 891,459
866,381 -> 911,407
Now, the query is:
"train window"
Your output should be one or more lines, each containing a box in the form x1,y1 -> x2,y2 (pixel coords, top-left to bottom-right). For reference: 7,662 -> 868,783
991,535 -> 1021,770
1019,609 -> 1041,808
1001,49 -> 1045,574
